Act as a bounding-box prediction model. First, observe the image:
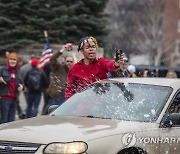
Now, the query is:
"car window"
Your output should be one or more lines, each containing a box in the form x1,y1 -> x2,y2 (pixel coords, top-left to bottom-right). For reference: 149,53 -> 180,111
161,91 -> 180,127
52,82 -> 172,122
169,92 -> 180,113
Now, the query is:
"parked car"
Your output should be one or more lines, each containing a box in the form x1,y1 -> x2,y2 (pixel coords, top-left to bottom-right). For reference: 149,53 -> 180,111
0,78 -> 180,154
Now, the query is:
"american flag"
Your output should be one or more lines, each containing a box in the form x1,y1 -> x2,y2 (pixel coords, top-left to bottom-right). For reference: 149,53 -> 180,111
38,36 -> 53,70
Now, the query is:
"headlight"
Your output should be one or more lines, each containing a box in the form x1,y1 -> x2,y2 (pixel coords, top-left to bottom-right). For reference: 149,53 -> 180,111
43,141 -> 88,154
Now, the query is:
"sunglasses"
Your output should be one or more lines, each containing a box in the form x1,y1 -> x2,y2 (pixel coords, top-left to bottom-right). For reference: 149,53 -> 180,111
66,60 -> 73,63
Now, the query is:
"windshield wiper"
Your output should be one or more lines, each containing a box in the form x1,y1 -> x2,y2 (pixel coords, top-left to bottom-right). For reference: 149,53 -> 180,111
114,83 -> 134,102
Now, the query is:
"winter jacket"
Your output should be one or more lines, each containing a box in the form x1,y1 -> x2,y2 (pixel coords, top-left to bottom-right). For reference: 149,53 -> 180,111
65,58 -> 118,100
0,66 -> 24,98
109,69 -> 130,78
47,51 -> 69,100
24,67 -> 48,93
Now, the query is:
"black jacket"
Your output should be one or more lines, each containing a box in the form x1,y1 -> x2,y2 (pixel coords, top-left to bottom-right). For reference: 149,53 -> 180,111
24,67 -> 48,93
0,66 -> 24,96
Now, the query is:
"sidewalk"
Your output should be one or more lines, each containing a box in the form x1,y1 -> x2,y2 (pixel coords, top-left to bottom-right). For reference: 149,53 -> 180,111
16,92 -> 44,120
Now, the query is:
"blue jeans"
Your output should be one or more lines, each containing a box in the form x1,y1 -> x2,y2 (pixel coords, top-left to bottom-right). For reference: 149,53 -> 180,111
26,92 -> 42,118
48,91 -> 65,106
0,99 -> 17,124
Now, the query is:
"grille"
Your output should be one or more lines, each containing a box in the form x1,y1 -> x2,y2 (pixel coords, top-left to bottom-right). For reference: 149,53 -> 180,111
0,140 -> 41,154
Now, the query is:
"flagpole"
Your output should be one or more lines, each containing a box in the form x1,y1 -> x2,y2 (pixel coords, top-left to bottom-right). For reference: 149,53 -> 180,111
44,30 -> 48,38
43,30 -> 50,50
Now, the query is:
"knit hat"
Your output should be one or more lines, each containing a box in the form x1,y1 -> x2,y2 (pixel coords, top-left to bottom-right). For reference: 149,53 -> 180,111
31,58 -> 39,66
8,52 -> 19,60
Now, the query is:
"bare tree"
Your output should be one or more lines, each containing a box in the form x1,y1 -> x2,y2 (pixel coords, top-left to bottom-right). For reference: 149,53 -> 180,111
130,0 -> 172,65
104,0 -> 141,58
104,0 -> 174,65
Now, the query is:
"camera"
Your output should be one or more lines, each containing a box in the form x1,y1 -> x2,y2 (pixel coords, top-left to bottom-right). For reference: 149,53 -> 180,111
115,49 -> 123,62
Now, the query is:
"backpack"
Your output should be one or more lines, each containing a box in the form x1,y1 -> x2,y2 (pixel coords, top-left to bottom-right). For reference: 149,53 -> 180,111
28,70 -> 42,92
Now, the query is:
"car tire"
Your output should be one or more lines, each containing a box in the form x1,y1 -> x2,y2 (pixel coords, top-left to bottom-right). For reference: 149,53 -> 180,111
118,147 -> 147,154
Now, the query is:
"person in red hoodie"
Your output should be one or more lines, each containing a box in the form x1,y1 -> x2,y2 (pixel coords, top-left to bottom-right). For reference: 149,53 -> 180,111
0,52 -> 24,124
65,36 -> 124,100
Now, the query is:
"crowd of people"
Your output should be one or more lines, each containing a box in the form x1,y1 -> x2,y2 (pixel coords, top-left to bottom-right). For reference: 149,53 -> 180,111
0,36 -> 178,124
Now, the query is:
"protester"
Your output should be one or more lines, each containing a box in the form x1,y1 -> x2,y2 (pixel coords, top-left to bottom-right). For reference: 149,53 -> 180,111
166,70 -> 177,78
108,57 -> 130,78
47,45 -> 74,108
41,63 -> 51,115
20,54 -> 35,79
39,36 -> 53,115
19,54 -> 35,118
0,52 -> 24,124
5,51 -> 24,119
24,58 -> 48,118
65,36 -> 124,100
141,69 -> 150,77
4,51 -> 24,119
15,56 -> 25,119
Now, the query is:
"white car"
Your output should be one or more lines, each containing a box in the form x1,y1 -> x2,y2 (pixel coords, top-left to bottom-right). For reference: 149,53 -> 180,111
0,78 -> 180,154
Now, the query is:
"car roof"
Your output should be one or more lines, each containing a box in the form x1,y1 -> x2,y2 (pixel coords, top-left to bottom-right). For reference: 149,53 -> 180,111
101,77 -> 180,87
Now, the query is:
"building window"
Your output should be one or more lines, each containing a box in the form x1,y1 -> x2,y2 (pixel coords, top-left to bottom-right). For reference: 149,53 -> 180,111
176,40 -> 180,53
179,43 -> 180,53
178,20 -> 180,33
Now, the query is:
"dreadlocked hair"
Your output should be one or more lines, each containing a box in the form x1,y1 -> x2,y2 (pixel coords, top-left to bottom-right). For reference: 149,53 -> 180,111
89,36 -> 98,48
77,36 -> 98,51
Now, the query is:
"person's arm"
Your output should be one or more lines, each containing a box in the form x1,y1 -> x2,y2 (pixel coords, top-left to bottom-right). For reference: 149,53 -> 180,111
65,68 -> 76,100
99,58 -> 123,72
17,70 -> 25,92
50,45 -> 66,70
41,70 -> 49,88
0,77 -> 7,85
24,71 -> 30,88
0,67 -> 10,85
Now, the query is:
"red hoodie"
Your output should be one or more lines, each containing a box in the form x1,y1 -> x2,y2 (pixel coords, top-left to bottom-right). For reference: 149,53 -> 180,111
65,58 -> 118,100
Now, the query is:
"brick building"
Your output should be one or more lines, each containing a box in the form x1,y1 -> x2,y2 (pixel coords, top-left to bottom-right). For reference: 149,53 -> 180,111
163,0 -> 180,66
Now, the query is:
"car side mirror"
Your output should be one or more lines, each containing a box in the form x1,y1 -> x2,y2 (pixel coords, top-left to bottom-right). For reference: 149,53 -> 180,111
48,105 -> 59,114
161,113 -> 180,128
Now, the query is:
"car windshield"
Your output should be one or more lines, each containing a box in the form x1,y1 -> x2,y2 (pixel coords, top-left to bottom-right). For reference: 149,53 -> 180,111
51,82 -> 172,122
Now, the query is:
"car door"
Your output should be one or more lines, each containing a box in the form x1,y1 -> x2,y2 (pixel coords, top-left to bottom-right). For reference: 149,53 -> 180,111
159,126 -> 180,153
159,91 -> 180,154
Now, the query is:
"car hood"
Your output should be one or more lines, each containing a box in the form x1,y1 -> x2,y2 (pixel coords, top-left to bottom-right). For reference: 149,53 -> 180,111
0,115 -> 158,144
